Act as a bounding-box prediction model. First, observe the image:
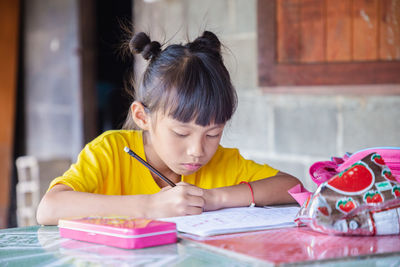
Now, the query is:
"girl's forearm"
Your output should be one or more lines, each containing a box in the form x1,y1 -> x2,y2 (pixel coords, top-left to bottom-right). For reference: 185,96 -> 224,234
36,187 -> 151,225
251,172 -> 301,206
205,172 -> 301,210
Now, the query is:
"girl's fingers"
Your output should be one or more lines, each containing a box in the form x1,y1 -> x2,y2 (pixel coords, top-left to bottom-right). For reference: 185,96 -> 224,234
186,195 -> 205,208
185,206 -> 203,215
160,185 -> 171,192
155,183 -> 204,217
188,186 -> 204,196
174,182 -> 204,196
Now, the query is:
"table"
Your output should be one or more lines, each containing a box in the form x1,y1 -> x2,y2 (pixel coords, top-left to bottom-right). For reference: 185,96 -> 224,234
0,226 -> 264,266
188,226 -> 400,266
1,225 -> 400,266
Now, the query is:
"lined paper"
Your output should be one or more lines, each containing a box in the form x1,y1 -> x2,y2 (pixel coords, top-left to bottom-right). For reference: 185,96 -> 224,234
160,206 -> 300,237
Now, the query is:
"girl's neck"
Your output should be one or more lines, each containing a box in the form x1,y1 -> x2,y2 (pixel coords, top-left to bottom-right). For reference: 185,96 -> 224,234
142,131 -> 181,185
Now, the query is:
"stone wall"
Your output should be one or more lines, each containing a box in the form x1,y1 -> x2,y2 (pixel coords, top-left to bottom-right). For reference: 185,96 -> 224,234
24,0 -> 84,160
134,0 -> 400,191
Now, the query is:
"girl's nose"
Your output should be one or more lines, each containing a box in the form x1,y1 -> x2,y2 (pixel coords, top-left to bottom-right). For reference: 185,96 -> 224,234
187,139 -> 204,158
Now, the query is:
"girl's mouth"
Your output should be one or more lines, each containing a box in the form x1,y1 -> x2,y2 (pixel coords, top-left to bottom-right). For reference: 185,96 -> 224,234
182,163 -> 202,171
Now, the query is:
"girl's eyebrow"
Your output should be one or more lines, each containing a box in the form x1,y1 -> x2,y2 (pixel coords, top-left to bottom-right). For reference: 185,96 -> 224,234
173,121 -> 224,130
206,125 -> 225,130
179,124 -> 223,131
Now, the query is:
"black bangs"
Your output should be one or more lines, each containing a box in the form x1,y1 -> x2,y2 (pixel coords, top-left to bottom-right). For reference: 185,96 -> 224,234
164,54 -> 237,126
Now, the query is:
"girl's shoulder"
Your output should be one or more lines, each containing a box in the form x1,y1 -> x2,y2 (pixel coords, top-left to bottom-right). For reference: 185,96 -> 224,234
88,130 -> 143,149
211,145 -> 242,162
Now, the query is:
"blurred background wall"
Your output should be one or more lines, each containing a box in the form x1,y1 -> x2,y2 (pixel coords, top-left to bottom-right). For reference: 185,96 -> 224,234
132,0 -> 400,193
1,0 -> 399,228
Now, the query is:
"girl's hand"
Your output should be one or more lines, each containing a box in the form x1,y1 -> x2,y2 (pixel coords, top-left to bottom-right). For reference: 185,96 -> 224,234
148,182 -> 205,218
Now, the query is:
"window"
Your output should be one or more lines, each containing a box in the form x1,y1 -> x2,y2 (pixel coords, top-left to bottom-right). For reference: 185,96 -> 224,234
257,0 -> 400,88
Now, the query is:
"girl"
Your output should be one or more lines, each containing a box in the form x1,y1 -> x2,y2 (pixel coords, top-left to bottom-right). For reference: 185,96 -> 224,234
36,31 -> 301,225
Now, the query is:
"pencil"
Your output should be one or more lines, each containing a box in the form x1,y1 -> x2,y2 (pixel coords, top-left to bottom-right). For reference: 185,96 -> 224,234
124,146 -> 176,187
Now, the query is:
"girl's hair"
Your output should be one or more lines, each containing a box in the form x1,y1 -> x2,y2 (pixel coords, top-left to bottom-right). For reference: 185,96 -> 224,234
122,31 -> 237,129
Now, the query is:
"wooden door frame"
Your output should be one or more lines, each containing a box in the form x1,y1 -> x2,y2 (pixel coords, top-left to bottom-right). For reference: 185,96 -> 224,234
257,0 -> 400,91
0,0 -> 20,228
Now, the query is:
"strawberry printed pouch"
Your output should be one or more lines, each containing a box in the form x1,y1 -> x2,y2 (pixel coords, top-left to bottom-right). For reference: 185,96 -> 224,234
309,147 -> 400,185
295,152 -> 400,236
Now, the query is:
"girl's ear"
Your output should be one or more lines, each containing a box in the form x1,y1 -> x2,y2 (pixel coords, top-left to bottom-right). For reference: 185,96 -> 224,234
130,101 -> 150,130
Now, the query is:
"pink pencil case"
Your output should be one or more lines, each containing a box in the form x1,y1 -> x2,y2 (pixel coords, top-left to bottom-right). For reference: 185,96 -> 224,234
58,216 -> 177,249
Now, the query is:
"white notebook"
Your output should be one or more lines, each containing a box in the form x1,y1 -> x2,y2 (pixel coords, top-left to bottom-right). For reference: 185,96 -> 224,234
160,205 -> 300,237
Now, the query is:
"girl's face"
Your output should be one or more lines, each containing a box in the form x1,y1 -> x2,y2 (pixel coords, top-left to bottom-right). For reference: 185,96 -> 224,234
146,112 -> 225,176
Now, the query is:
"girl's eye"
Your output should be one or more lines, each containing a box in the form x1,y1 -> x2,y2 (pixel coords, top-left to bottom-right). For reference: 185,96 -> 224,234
207,133 -> 221,138
174,131 -> 188,137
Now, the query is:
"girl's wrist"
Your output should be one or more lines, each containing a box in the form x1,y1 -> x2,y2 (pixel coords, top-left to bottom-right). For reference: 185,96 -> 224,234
126,194 -> 152,218
143,194 -> 155,218
204,187 -> 226,211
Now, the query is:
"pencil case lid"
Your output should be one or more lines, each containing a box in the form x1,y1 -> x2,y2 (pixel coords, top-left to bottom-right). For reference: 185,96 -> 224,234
58,216 -> 176,236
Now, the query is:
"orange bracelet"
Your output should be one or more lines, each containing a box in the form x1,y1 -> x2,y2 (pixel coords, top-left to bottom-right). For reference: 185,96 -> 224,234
240,181 -> 255,207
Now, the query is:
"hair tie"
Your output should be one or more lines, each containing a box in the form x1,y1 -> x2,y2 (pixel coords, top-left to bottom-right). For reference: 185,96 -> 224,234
188,31 -> 221,53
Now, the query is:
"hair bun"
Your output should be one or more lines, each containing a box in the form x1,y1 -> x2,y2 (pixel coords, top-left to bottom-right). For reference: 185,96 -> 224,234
129,32 -> 161,60
142,41 -> 161,60
129,32 -> 150,53
189,31 -> 221,53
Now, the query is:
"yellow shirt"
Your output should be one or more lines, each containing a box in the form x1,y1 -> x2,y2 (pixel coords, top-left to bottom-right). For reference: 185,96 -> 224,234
49,130 -> 279,194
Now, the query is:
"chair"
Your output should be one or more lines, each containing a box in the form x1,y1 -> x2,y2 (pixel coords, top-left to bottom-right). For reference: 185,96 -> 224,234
15,156 -> 71,226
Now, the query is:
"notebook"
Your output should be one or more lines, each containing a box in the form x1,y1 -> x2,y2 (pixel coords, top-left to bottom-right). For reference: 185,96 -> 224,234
160,205 -> 300,237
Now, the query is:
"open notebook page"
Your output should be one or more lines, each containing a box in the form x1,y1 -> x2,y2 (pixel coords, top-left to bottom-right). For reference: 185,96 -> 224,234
160,206 -> 300,237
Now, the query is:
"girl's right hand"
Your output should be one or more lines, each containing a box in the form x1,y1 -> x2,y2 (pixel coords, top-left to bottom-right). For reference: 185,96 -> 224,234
148,182 -> 205,218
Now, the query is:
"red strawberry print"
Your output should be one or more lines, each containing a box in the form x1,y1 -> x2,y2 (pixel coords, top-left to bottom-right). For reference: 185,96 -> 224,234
382,168 -> 397,183
392,185 -> 400,198
371,154 -> 386,166
363,191 -> 384,204
371,194 -> 383,202
327,162 -> 374,195
336,198 -> 356,213
317,206 -> 329,216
